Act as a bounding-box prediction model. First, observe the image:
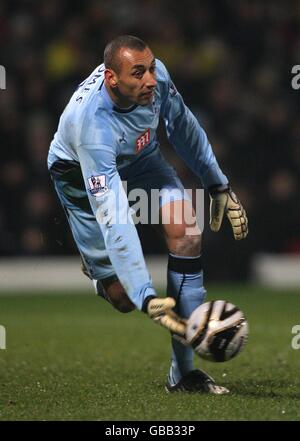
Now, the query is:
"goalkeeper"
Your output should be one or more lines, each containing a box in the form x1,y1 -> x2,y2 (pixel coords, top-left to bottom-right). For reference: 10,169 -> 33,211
48,35 -> 248,395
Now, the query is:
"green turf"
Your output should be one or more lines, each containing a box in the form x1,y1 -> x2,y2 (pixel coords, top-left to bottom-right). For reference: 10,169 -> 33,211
0,285 -> 300,421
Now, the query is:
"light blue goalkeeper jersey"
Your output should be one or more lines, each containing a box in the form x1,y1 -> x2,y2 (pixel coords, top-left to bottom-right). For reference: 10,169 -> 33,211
48,59 -> 228,309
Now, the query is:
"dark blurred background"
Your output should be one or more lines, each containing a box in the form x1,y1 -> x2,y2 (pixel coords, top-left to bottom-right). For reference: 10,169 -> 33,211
1,0 -> 299,282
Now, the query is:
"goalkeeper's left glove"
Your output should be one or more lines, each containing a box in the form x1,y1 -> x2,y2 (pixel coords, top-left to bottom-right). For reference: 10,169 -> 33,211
209,185 -> 248,240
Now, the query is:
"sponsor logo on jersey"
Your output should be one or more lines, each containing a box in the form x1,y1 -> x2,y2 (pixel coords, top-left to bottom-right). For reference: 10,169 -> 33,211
136,128 -> 150,153
88,175 -> 108,196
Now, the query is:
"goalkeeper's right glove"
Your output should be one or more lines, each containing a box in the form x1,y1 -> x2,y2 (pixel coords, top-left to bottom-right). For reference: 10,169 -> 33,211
146,297 -> 187,337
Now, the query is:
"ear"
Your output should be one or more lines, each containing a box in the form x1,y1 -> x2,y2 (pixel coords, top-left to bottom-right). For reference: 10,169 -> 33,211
104,68 -> 118,88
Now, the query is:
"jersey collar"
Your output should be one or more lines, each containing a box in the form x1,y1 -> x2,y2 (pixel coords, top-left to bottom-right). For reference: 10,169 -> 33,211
100,82 -> 138,113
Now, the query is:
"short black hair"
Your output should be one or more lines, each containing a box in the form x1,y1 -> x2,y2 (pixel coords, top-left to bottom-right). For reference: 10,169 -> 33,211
104,35 -> 148,73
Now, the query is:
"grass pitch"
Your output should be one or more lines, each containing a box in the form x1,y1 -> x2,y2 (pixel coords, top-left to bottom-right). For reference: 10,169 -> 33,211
0,285 -> 300,421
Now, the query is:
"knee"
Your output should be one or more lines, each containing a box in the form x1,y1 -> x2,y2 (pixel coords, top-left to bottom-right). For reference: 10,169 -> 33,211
169,231 -> 202,256
113,297 -> 136,313
185,233 -> 202,253
103,279 -> 136,313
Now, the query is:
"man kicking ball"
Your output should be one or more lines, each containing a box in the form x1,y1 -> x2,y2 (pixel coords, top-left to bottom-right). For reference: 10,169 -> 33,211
48,35 -> 248,394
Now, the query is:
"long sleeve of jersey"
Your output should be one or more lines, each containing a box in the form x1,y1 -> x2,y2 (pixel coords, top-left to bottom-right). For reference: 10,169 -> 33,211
159,61 -> 228,189
77,143 -> 156,310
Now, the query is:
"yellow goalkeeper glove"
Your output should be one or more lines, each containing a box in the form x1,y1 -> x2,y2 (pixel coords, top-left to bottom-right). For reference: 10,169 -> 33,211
209,186 -> 248,240
146,297 -> 187,337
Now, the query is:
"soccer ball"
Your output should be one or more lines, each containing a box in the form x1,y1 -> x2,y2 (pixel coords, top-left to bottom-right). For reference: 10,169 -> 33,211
186,300 -> 248,362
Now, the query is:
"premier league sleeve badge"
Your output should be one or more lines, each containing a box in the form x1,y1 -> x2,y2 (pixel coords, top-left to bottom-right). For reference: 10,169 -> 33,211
87,174 -> 108,197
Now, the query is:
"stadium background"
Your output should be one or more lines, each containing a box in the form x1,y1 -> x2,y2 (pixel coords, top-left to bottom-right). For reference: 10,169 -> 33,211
1,0 -> 300,423
0,0 -> 299,282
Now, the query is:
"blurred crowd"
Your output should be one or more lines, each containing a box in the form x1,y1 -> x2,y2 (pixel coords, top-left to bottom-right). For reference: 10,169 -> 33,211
1,0 -> 300,280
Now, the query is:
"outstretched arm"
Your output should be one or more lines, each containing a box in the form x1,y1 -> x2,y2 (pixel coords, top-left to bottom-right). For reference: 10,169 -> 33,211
77,143 -> 157,310
159,60 -> 248,239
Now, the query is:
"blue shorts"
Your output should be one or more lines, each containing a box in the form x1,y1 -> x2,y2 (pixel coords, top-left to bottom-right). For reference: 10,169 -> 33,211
50,148 -> 189,281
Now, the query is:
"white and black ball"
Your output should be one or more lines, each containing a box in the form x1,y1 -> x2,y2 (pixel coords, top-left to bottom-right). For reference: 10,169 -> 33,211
186,300 -> 249,362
